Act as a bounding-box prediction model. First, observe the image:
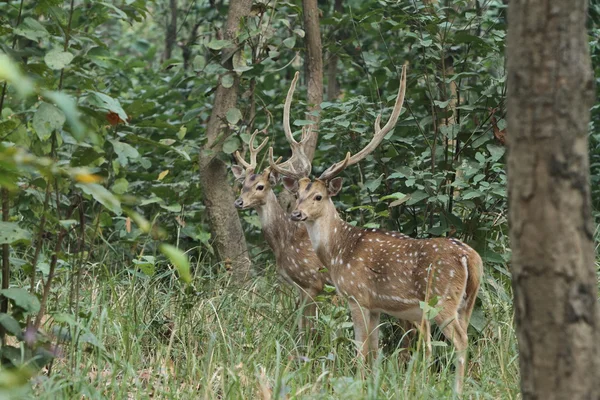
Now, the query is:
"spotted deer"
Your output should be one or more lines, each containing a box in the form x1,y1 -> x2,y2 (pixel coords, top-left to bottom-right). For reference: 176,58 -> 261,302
268,63 -> 482,394
231,74 -> 329,334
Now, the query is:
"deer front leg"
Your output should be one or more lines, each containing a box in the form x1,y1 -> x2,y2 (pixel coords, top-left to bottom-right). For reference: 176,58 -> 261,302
348,300 -> 370,362
297,288 -> 318,337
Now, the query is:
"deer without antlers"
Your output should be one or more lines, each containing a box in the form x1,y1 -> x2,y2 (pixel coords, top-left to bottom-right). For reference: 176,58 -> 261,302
269,63 -> 482,394
231,73 -> 329,334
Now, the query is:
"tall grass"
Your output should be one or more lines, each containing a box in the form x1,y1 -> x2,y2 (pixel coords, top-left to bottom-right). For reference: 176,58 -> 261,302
15,255 -> 520,400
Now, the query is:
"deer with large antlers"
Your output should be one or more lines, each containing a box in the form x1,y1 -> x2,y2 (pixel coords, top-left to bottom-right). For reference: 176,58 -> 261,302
269,63 -> 482,394
231,73 -> 329,334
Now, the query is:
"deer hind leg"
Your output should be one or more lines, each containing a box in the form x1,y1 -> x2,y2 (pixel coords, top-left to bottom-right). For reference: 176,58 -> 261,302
435,311 -> 468,395
348,300 -> 370,362
367,311 -> 381,362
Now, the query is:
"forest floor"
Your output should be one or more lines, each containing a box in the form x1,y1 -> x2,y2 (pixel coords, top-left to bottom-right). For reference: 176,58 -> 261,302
19,261 -> 521,400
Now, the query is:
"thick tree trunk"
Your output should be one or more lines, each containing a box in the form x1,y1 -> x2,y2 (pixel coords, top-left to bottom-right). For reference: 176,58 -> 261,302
506,1 -> 599,398
280,0 -> 323,212
199,0 -> 252,282
164,0 -> 177,60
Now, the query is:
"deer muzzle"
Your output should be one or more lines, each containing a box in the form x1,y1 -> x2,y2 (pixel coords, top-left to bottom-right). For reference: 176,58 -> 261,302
290,210 -> 307,221
234,198 -> 245,209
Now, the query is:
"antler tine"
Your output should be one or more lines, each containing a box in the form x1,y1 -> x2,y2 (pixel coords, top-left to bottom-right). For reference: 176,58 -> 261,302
268,146 -> 311,180
234,129 -> 269,172
248,129 -> 269,167
319,62 -> 408,181
283,71 -> 301,146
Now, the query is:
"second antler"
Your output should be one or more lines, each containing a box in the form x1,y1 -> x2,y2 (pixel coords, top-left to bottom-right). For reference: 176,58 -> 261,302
318,61 -> 408,181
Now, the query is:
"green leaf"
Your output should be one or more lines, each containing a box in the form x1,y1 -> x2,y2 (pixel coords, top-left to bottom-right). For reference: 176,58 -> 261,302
33,102 -> 66,141
88,91 -> 128,124
221,74 -> 234,88
133,256 -> 155,276
434,99 -> 451,108
487,143 -> 505,162
283,36 -> 296,48
363,174 -> 383,192
226,107 -> 242,125
192,55 -> 206,71
109,139 -> 140,166
407,190 -> 429,205
222,136 -> 240,154
0,314 -> 22,338
59,219 -> 78,229
44,49 -> 74,70
159,244 -> 192,283
0,222 -> 31,245
177,126 -> 187,140
206,39 -> 232,50
76,183 -> 122,215
13,17 -> 49,41
0,288 -> 40,313
111,178 -> 129,194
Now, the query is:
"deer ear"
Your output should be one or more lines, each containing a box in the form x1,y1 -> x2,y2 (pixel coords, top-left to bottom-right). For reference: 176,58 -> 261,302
327,177 -> 344,196
268,170 -> 280,186
282,177 -> 299,193
231,165 -> 246,182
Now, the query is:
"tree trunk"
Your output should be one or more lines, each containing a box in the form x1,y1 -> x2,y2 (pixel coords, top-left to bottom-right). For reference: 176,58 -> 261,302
506,1 -> 599,398
326,0 -> 343,101
199,0 -> 252,282
164,0 -> 178,60
279,0 -> 324,212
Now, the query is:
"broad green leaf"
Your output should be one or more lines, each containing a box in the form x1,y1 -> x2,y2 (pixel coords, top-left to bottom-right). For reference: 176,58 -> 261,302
222,136 -> 240,154
192,55 -> 206,71
177,126 -> 187,140
0,222 -> 31,245
283,36 -> 296,48
0,288 -> 40,313
13,17 -> 49,41
487,143 -> 505,162
226,107 -> 242,125
33,102 -> 66,141
88,91 -> 128,124
76,183 -> 122,215
109,139 -> 139,166
206,39 -> 232,50
0,313 -> 22,338
111,178 -> 129,194
221,74 -> 234,88
159,244 -> 192,283
133,256 -> 155,276
406,190 -> 429,205
44,49 -> 74,70
59,219 -> 78,229
293,28 -> 305,38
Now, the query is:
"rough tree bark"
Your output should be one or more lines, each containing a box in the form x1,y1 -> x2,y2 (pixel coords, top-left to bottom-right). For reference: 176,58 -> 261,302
279,0 -> 323,212
507,1 -> 599,398
326,0 -> 343,101
199,0 -> 252,282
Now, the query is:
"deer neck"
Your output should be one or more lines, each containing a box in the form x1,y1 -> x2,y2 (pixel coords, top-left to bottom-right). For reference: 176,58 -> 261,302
255,190 -> 295,254
303,200 -> 348,265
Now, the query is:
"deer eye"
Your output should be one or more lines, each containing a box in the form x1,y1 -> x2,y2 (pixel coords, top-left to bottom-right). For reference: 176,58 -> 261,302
256,185 -> 265,191
315,194 -> 322,201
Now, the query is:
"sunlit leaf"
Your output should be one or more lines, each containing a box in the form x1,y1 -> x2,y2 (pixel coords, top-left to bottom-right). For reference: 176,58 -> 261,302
159,244 -> 192,283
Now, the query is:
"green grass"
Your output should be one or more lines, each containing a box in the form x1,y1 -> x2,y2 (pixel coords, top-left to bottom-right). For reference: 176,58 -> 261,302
5,256 -> 519,400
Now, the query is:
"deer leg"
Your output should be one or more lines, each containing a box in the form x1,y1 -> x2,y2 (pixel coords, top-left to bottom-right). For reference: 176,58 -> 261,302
435,312 -> 468,395
348,300 -> 370,362
368,311 -> 381,362
297,289 -> 317,335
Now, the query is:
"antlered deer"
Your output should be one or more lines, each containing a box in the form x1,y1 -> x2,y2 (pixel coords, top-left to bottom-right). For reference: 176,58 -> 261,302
231,73 -> 329,334
269,63 -> 482,394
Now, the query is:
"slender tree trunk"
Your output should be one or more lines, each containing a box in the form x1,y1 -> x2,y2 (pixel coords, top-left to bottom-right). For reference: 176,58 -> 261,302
506,1 -> 599,398
279,0 -> 324,212
302,0 -> 323,160
326,0 -> 343,101
164,0 -> 178,60
199,0 -> 252,282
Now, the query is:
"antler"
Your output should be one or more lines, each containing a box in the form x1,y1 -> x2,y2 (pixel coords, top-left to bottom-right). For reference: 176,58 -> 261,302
267,71 -> 314,180
319,62 -> 408,181
234,129 -> 269,172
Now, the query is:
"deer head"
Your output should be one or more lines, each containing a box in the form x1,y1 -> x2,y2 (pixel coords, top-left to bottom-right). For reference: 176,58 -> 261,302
231,129 -> 279,210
